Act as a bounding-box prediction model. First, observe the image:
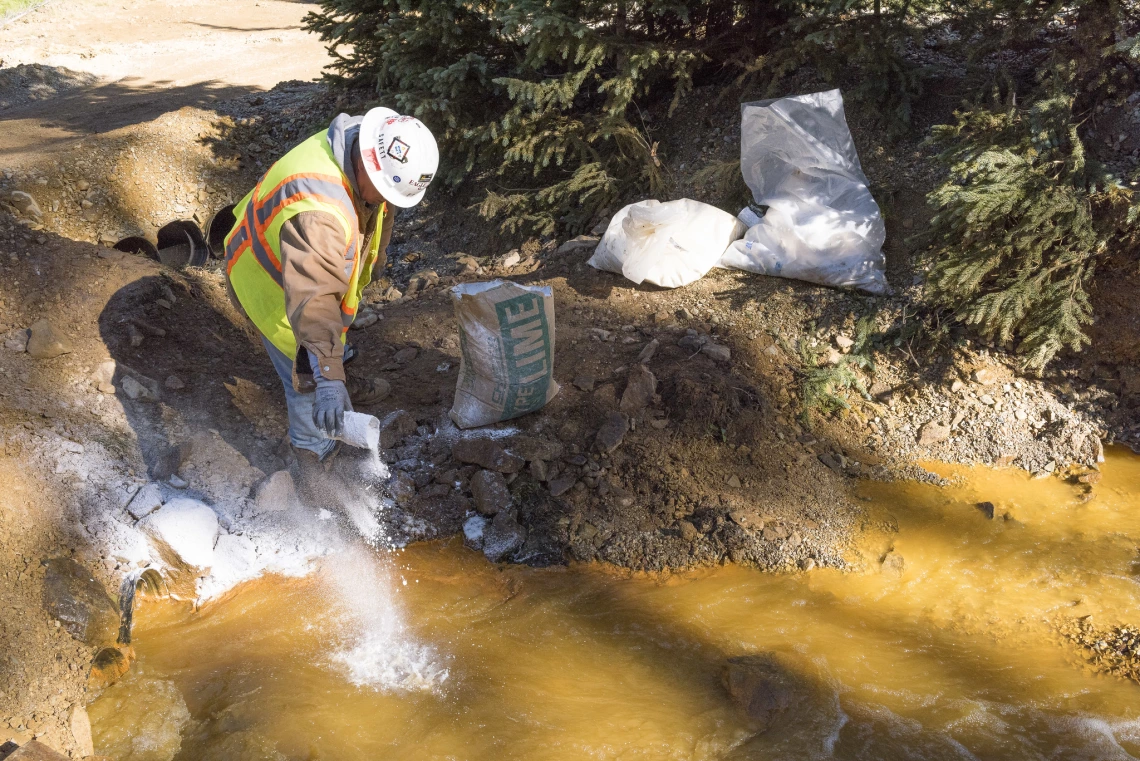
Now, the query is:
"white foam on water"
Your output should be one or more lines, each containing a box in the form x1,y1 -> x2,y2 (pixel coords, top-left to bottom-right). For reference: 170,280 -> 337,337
323,542 -> 449,694
822,699 -> 849,756
1042,713 -> 1140,761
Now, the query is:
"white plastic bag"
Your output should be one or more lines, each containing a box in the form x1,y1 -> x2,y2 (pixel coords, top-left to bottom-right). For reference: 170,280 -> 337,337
718,89 -> 890,295
589,199 -> 746,289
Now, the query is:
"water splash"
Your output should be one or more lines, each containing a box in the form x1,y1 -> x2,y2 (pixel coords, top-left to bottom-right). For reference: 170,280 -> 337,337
322,542 -> 449,693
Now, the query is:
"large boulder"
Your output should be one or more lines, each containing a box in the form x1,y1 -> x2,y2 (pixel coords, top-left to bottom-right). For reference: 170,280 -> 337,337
41,558 -> 120,647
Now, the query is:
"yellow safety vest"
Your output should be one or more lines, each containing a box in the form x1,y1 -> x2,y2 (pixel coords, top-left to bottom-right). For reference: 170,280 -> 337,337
224,130 -> 384,358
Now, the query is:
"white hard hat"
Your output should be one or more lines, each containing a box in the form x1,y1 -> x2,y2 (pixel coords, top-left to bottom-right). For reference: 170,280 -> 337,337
359,107 -> 439,208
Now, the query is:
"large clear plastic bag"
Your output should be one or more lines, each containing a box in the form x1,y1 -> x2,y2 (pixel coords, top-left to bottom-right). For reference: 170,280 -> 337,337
589,199 -> 746,289
717,89 -> 890,295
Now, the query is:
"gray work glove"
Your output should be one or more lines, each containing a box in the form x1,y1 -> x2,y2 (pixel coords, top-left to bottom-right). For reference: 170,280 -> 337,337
312,378 -> 352,439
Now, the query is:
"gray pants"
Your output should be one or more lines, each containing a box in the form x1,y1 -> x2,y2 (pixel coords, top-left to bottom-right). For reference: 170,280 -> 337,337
260,336 -> 336,458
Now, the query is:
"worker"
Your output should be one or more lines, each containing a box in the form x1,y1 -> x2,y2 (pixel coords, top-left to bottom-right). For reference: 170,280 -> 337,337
223,107 -> 439,473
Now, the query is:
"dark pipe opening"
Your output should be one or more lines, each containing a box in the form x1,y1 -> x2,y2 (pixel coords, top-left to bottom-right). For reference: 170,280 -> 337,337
206,203 -> 237,259
156,220 -> 209,269
113,236 -> 159,260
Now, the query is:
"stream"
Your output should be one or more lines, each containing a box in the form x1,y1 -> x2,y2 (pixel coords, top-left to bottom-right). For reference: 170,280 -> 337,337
89,450 -> 1140,760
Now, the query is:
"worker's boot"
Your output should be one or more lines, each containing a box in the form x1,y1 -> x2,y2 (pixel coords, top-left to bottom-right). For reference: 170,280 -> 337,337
290,441 -> 341,507
346,372 -> 391,406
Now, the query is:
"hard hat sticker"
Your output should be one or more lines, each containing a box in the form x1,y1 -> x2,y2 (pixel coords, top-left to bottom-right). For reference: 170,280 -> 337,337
386,137 -> 411,163
418,173 -> 435,183
363,147 -> 383,172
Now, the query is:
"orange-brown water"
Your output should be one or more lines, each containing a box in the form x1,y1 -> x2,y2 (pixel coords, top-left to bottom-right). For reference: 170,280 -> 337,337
89,451 -> 1140,760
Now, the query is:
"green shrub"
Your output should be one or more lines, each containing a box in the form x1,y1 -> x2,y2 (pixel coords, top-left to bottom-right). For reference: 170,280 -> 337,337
305,0 -> 934,234
797,317 -> 877,427
925,69 -> 1138,371
306,1 -> 742,235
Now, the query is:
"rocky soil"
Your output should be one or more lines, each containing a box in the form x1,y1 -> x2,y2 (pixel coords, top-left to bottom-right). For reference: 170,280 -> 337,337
1,14 -> 1139,760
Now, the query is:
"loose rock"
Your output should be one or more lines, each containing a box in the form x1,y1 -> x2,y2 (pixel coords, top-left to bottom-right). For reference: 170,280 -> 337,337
41,558 -> 119,647
678,333 -> 706,353
70,705 -> 94,757
452,437 -> 525,473
3,328 -> 29,353
350,312 -> 378,330
722,654 -> 797,732
378,410 -> 417,449
92,361 -> 116,394
548,474 -> 578,497
619,364 -> 656,416
595,412 -> 630,453
917,420 -> 951,446
393,347 -> 419,364
406,269 -> 439,295
483,509 -> 527,562
26,319 -> 73,359
470,469 -> 512,516
503,435 -> 563,462
120,375 -> 154,401
252,470 -> 297,514
679,520 -> 699,542
3,190 -> 43,221
881,549 -> 905,577
573,375 -> 596,392
126,482 -> 164,520
701,342 -> 731,362
463,515 -> 488,551
555,235 -> 599,256
637,339 -> 660,364
389,472 -> 416,506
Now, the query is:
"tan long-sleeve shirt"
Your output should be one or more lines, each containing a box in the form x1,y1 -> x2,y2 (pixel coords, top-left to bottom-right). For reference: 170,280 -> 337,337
228,201 -> 393,386
281,201 -> 393,383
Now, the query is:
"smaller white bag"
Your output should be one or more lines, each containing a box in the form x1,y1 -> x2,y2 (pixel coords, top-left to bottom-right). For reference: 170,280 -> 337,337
336,411 -> 381,451
588,199 -> 746,289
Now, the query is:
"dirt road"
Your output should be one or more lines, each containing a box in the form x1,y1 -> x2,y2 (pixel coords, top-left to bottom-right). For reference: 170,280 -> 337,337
0,0 -> 330,164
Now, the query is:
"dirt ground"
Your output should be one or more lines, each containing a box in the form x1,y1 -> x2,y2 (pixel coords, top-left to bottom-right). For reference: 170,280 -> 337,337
0,0 -> 327,164
0,2 -> 1133,757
